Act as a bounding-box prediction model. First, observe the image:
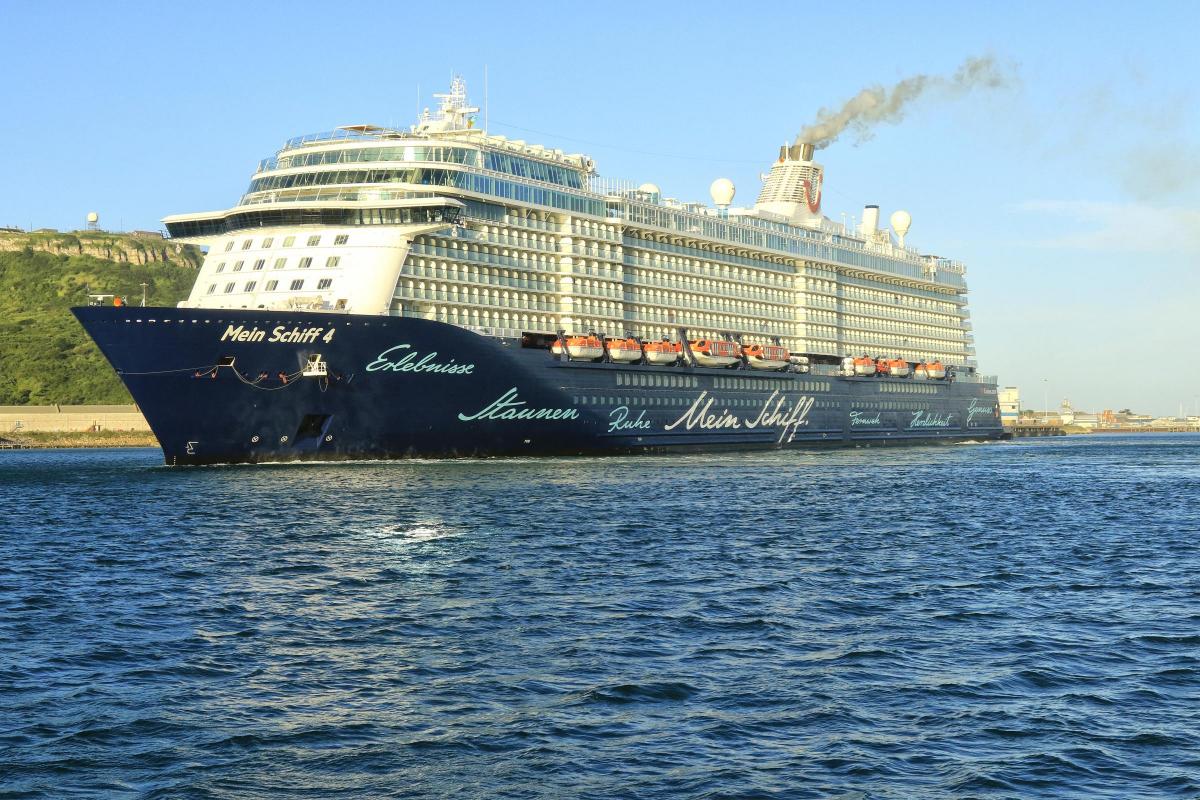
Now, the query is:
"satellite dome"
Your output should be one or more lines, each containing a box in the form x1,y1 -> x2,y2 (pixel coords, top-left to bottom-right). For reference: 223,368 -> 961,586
86,211 -> 99,224
890,210 -> 912,247
709,178 -> 736,208
638,183 -> 661,196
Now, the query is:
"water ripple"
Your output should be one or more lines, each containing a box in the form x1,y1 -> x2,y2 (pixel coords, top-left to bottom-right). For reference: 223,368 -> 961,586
1,435 -> 1198,798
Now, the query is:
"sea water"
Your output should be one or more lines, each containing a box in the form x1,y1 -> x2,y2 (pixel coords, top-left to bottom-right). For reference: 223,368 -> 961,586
1,435 -> 1197,798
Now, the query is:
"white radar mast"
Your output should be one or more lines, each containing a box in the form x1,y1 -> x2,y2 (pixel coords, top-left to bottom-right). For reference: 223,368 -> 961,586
414,76 -> 479,134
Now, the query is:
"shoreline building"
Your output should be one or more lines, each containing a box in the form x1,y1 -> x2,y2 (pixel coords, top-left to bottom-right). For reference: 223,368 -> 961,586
998,386 -> 1020,427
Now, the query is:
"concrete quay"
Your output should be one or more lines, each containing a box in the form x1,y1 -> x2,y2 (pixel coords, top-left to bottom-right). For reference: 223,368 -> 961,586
0,405 -> 150,434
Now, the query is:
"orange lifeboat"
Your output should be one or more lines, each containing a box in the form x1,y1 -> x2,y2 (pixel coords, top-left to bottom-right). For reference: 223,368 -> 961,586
689,339 -> 739,368
852,356 -> 876,376
551,334 -> 604,361
642,339 -> 680,365
743,343 -> 789,371
914,361 -> 946,380
605,337 -> 642,363
886,358 -> 911,378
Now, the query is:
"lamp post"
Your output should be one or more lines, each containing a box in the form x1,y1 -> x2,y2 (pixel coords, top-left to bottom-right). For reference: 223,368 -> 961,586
140,282 -> 148,307
1042,378 -> 1049,421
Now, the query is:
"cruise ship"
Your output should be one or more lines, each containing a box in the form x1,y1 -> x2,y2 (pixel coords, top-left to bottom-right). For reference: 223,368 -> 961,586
74,78 -> 1003,465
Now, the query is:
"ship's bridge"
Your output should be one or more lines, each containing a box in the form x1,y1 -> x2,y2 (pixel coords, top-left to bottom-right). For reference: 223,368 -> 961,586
163,197 -> 464,241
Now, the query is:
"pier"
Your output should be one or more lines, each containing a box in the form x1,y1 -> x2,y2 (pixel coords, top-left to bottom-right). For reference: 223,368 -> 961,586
1005,423 -> 1066,438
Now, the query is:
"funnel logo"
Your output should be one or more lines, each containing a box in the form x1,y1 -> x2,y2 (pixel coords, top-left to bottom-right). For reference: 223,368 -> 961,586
802,175 -> 823,214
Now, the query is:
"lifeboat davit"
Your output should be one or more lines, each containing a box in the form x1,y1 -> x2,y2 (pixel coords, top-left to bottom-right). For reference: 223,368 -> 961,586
551,334 -> 604,361
689,339 -> 740,368
852,356 -> 876,376
743,343 -> 790,371
605,337 -> 642,363
642,339 -> 680,365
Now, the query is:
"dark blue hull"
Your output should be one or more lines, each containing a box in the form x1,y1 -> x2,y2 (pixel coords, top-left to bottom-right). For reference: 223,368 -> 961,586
73,306 -> 1004,465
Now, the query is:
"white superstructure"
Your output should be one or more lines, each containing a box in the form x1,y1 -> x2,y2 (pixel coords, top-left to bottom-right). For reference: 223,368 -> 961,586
166,78 -> 975,367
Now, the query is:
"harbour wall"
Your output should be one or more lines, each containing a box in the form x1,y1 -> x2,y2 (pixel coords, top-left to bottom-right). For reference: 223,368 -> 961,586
0,405 -> 150,433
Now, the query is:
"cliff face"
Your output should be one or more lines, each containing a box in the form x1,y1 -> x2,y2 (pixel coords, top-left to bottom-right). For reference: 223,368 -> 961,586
0,232 -> 201,405
0,230 -> 203,269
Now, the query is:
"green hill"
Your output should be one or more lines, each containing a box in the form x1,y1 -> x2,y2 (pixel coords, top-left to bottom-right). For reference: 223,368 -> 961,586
0,231 -> 202,405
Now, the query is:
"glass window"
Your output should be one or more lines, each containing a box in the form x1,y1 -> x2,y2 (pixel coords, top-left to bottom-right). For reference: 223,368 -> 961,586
241,239 -> 253,250
307,235 -> 321,246
163,203 -> 466,239
334,234 -> 349,245
224,282 -> 235,293
299,257 -> 313,269
253,259 -> 265,271
233,261 -> 244,272
271,145 -> 479,171
325,256 -> 340,268
283,236 -> 295,247
224,241 -> 235,252
206,284 -> 216,294
273,258 -> 286,269
244,281 -> 257,292
266,280 -> 279,291
215,262 -> 226,273
317,278 -> 332,289
290,279 -> 304,290
261,237 -> 274,248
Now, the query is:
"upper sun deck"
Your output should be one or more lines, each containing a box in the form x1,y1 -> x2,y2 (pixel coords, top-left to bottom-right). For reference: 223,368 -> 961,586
268,127 -> 594,170
253,78 -> 594,190
250,137 -> 590,193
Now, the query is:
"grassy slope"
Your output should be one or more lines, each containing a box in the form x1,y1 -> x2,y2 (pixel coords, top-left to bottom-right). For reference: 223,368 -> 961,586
0,246 -> 197,404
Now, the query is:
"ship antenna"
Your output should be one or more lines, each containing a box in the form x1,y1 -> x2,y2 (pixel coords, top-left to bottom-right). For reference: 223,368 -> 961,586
484,65 -> 489,134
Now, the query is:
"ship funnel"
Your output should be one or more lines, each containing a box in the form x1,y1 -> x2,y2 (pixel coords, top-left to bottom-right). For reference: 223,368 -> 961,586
790,143 -> 816,162
861,205 -> 879,238
779,143 -> 816,162
755,143 -> 824,228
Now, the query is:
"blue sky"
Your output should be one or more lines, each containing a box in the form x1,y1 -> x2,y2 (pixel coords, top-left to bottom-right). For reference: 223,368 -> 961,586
3,0 -> 1197,415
